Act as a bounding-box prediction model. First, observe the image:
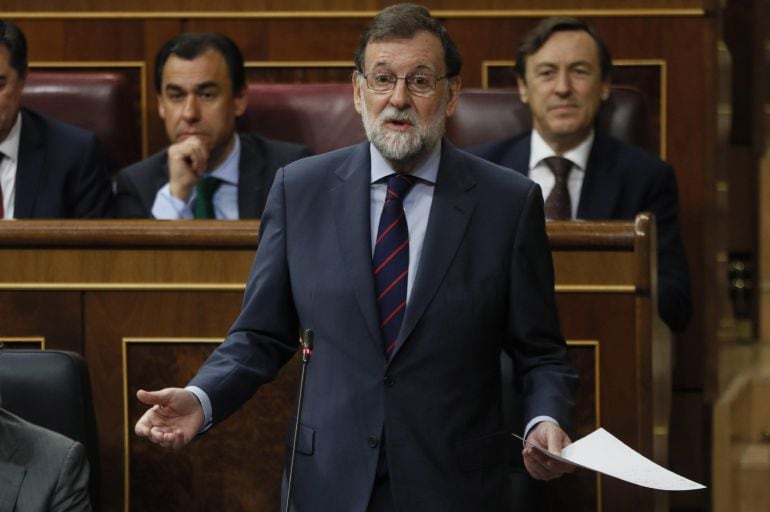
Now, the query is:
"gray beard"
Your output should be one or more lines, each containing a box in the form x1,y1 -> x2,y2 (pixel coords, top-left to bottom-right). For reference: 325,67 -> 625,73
359,89 -> 446,165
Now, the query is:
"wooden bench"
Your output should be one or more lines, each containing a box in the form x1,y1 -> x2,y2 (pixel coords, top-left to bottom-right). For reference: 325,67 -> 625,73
0,215 -> 668,511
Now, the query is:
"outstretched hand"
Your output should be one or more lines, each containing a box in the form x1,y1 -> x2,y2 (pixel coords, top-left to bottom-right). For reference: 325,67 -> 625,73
522,421 -> 576,481
134,388 -> 205,450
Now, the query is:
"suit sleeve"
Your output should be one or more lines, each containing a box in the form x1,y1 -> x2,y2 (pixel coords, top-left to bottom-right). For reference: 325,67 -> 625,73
114,169 -> 151,218
51,441 -> 91,512
188,167 -> 299,426
507,183 -> 579,430
71,134 -> 114,218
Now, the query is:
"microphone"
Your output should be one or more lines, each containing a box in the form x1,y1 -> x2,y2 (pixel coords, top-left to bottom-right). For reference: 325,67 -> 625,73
285,329 -> 313,512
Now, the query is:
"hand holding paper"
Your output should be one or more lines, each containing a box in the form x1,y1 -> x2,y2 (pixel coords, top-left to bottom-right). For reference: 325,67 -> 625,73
521,420 -> 575,481
516,428 -> 706,491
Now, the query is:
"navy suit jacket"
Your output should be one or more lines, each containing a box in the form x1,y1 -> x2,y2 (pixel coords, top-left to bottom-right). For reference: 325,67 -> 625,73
0,409 -> 90,512
13,108 -> 113,219
188,141 -> 578,511
114,133 -> 311,219
470,132 -> 692,332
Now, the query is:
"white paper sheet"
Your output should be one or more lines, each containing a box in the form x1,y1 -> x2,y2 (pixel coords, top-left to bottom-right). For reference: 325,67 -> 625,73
515,428 -> 706,491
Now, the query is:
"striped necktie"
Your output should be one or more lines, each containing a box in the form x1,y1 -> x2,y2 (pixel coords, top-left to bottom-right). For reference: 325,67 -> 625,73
373,173 -> 416,356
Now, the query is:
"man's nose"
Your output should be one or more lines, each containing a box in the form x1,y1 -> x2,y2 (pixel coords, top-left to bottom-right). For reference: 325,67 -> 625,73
388,78 -> 412,109
553,69 -> 572,96
182,96 -> 201,121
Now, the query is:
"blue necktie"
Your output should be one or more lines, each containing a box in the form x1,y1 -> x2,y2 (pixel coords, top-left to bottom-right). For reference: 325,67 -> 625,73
373,174 -> 416,356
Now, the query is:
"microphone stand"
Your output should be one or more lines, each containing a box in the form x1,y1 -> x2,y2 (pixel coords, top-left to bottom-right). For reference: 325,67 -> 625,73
285,329 -> 313,512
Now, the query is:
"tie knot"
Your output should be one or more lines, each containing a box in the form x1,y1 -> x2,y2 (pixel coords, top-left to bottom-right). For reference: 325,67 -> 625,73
544,156 -> 572,182
197,175 -> 223,197
385,174 -> 416,201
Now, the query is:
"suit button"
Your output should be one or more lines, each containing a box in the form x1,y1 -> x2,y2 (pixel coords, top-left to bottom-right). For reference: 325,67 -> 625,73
368,436 -> 379,448
384,375 -> 395,387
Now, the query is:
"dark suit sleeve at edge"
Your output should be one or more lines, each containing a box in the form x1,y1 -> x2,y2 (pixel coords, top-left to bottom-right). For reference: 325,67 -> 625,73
114,167 -> 152,218
188,166 -> 299,426
508,182 -> 578,431
71,134 -> 114,218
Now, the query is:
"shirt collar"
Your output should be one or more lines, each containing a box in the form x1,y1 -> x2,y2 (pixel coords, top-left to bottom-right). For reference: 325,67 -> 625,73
0,112 -> 22,161
529,129 -> 594,172
207,134 -> 241,185
369,139 -> 441,185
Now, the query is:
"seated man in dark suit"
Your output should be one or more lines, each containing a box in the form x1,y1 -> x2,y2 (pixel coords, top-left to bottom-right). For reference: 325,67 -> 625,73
0,20 -> 113,219
0,394 -> 91,511
115,32 -> 311,219
470,16 -> 691,333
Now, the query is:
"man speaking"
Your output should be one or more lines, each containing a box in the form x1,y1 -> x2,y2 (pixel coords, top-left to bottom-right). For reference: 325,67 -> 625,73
134,4 -> 578,511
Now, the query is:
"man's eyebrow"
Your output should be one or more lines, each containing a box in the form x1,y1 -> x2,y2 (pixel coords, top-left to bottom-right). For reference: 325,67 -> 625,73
194,81 -> 220,92
370,63 -> 435,73
163,83 -> 185,93
163,81 -> 220,93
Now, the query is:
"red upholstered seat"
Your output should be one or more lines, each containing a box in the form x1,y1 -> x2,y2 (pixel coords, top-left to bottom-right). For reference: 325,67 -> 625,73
22,71 -> 141,175
238,83 -> 366,155
447,86 -> 652,152
239,83 -> 652,155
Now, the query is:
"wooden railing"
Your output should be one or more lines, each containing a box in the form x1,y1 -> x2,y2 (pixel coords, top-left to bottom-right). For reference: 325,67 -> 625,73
0,216 -> 669,511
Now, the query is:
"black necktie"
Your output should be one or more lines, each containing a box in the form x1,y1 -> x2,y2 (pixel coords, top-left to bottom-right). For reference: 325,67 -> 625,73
543,156 -> 572,220
373,174 -> 416,356
193,176 -> 224,219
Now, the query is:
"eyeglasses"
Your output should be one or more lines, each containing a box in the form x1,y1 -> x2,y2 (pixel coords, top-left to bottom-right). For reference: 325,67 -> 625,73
361,72 -> 449,96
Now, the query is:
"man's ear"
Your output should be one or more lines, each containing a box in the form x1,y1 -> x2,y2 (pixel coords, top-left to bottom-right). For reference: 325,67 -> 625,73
157,94 -> 166,119
601,79 -> 611,101
352,72 -> 363,115
234,86 -> 248,117
444,76 -> 462,118
350,71 -> 361,114
516,76 -> 529,104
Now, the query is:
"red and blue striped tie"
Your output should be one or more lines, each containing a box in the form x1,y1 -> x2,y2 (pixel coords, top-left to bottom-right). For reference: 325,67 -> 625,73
373,174 -> 416,357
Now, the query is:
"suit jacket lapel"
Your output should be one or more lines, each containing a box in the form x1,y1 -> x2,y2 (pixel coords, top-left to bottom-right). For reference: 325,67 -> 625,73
392,141 -> 476,360
331,143 -> 384,355
14,109 -> 46,218
237,134 -> 265,219
576,134 -> 621,219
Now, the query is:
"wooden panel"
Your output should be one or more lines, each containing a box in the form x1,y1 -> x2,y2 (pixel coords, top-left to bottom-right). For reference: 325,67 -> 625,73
85,291 -> 246,511
0,291 -> 82,352
0,1 -> 714,13
125,341 -> 299,511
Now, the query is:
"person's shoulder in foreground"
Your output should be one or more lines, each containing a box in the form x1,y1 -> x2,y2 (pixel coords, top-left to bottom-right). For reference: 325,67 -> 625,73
0,408 -> 91,512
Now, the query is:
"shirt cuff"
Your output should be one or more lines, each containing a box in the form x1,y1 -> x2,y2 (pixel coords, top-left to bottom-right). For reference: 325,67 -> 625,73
523,415 -> 559,442
151,183 -> 195,219
185,385 -> 213,433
